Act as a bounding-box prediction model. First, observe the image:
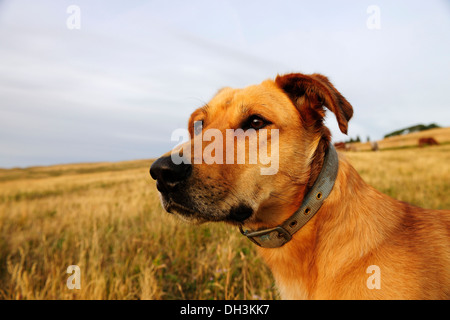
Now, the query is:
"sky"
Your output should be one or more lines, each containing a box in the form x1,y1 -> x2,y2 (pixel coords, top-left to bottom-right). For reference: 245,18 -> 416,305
0,0 -> 449,168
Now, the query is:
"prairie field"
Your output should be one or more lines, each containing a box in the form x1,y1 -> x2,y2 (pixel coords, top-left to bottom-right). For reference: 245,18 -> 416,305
0,144 -> 449,300
349,127 -> 450,151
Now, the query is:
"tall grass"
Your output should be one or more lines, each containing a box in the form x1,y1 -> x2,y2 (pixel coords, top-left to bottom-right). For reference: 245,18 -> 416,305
345,144 -> 450,209
0,165 -> 275,299
0,145 -> 449,299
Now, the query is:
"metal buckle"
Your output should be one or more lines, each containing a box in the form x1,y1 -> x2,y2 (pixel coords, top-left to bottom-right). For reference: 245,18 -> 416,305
239,225 -> 292,247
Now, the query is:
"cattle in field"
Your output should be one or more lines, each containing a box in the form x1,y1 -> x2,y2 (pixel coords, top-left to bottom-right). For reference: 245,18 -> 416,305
418,137 -> 439,147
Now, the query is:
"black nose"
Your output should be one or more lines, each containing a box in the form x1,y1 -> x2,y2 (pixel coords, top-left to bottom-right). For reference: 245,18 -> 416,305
150,156 -> 192,193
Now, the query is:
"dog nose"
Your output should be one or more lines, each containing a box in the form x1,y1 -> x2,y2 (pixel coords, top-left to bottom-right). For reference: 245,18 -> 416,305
150,156 -> 192,192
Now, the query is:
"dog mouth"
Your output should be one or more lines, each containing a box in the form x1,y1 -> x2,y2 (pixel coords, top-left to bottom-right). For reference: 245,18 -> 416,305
165,199 -> 196,216
226,204 -> 254,223
159,191 -> 254,224
159,192 -> 195,215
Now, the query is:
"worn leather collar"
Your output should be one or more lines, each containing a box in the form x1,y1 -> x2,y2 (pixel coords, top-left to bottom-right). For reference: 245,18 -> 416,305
239,144 -> 339,248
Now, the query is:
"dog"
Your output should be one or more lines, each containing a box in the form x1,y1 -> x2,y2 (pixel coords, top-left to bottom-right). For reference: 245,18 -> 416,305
150,73 -> 450,299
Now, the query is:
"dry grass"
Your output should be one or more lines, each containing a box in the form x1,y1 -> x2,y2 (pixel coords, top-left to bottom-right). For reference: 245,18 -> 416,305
0,162 -> 275,300
0,144 -> 449,299
345,144 -> 450,210
349,126 -> 450,151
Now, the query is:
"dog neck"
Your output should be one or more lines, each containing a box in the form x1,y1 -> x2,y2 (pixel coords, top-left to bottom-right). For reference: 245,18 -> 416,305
260,158 -> 404,299
239,143 -> 339,248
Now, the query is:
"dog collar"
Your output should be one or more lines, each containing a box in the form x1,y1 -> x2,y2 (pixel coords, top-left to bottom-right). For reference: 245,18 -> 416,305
239,144 -> 339,248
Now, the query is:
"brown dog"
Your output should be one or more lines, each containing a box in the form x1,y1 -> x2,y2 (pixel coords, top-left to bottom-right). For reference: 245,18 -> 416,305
150,73 -> 450,299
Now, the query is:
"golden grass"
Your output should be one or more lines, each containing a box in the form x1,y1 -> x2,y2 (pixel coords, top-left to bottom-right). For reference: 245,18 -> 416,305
349,126 -> 450,151
345,144 -> 450,210
0,162 -> 275,300
0,144 -> 449,299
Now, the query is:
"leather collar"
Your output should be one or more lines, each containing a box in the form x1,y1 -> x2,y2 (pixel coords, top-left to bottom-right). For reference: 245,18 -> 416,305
239,144 -> 339,248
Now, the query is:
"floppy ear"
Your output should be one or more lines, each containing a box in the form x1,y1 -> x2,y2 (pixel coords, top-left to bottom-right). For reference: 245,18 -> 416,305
275,73 -> 353,134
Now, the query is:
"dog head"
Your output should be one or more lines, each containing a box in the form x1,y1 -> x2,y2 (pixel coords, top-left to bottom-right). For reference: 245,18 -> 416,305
150,73 -> 353,228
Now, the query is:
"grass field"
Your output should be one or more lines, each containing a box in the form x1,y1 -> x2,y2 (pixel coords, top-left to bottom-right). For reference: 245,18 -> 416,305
348,127 -> 450,151
0,144 -> 449,300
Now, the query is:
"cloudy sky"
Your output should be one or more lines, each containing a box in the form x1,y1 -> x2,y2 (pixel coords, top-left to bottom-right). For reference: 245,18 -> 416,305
0,0 -> 449,168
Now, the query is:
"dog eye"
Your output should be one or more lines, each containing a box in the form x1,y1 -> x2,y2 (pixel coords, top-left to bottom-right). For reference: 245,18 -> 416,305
193,120 -> 203,135
247,115 -> 268,130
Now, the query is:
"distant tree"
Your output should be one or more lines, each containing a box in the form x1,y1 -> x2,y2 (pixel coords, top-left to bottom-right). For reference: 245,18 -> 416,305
367,136 -> 371,142
384,123 -> 441,138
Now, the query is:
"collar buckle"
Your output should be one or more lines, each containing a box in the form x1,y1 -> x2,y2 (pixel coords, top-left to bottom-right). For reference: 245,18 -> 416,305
239,225 -> 292,247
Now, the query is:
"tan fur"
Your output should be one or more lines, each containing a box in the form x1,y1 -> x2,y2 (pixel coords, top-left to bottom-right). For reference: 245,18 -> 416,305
260,157 -> 450,299
157,73 -> 450,299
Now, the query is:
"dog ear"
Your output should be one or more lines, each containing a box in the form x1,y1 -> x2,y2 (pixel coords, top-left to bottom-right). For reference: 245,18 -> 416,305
275,73 -> 353,134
